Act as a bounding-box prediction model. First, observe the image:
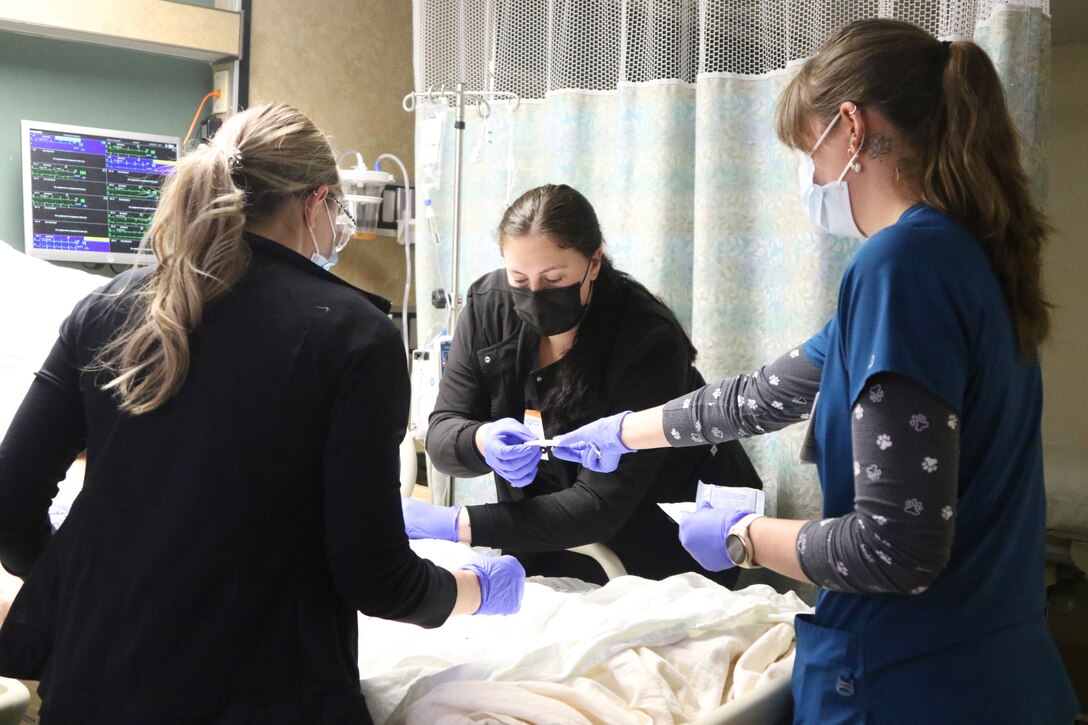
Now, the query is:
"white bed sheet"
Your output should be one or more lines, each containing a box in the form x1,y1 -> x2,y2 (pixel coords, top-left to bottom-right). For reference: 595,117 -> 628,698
358,540 -> 810,725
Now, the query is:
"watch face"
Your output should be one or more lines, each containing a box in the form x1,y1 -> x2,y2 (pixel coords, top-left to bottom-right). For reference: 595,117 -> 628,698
726,534 -> 746,566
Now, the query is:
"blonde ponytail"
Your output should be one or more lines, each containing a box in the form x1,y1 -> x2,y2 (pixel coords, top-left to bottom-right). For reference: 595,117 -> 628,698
94,103 -> 339,414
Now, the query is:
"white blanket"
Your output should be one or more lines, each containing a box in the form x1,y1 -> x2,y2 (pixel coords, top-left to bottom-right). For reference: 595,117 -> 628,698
358,541 -> 810,724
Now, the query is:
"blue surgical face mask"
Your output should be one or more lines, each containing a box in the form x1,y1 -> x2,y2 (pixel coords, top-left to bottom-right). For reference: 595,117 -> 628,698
799,111 -> 866,239
309,202 -> 339,271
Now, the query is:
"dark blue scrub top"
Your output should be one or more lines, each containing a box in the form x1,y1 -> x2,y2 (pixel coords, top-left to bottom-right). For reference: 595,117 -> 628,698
796,205 -> 1079,724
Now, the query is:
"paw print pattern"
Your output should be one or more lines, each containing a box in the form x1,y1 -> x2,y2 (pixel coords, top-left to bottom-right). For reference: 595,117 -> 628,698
909,414 -> 929,432
904,498 -> 924,516
835,562 -> 849,577
866,464 -> 882,481
798,533 -> 807,554
876,434 -> 892,450
947,414 -> 958,430
737,395 -> 745,408
869,384 -> 885,403
691,432 -> 705,443
771,400 -> 784,410
712,388 -> 722,399
872,515 -> 887,526
746,399 -> 758,410
711,427 -> 724,440
941,505 -> 953,520
694,420 -> 702,432
876,550 -> 893,565
790,349 -> 800,358
921,457 -> 938,473
769,375 -> 780,386
800,413 -> 811,420
853,461 -> 861,477
854,405 -> 864,420
682,398 -> 691,409
670,428 -> 681,441
861,544 -> 876,563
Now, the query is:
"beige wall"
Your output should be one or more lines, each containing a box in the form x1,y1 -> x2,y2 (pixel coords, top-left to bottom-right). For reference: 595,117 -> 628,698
1042,43 -> 1088,446
248,0 -> 416,307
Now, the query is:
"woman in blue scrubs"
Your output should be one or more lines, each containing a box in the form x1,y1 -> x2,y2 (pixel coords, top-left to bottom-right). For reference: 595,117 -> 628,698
553,19 -> 1080,724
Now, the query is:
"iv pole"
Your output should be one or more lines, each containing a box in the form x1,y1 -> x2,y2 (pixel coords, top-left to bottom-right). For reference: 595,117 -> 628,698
403,83 -> 520,329
402,84 -> 519,509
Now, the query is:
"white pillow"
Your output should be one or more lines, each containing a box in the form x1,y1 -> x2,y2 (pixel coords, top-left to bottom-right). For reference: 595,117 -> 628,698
0,242 -> 105,439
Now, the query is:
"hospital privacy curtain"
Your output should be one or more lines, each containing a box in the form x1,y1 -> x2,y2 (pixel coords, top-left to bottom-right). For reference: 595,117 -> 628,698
410,0 -> 1050,520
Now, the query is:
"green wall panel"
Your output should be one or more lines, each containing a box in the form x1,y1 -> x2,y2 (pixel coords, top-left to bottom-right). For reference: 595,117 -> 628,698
0,31 -> 212,270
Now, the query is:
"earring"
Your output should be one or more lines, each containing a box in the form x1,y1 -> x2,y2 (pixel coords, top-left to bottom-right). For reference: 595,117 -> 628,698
848,137 -> 862,173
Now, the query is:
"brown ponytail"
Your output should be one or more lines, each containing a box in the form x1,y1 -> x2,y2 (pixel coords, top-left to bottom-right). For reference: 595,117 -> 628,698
776,19 -> 1051,359
95,103 -> 340,414
924,40 -> 1051,357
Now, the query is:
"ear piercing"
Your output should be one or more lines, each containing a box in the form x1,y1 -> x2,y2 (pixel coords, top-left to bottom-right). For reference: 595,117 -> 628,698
848,136 -> 863,172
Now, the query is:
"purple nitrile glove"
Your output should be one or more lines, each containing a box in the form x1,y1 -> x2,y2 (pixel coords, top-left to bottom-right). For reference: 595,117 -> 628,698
551,411 -> 635,473
401,497 -> 461,542
678,502 -> 753,572
481,418 -> 542,488
461,553 -> 526,616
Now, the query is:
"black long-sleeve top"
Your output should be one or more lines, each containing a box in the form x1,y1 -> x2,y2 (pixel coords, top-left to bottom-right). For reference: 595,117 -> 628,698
0,235 -> 455,724
426,269 -> 762,583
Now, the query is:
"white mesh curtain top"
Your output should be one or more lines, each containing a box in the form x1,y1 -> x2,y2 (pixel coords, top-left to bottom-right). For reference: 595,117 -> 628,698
414,0 -> 1049,96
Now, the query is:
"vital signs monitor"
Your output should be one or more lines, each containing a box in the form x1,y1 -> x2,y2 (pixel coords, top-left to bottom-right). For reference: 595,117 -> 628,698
21,120 -> 179,265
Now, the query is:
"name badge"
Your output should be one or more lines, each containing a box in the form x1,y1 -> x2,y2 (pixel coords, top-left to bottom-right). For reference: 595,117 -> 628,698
524,409 -> 548,460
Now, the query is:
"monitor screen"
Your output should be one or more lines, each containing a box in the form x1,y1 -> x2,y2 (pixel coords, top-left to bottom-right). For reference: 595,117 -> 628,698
21,120 -> 179,265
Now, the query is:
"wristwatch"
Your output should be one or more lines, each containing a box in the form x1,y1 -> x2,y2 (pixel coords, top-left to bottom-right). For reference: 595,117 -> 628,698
725,513 -> 764,569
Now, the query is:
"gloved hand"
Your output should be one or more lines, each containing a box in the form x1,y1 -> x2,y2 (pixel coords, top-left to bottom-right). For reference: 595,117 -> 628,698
678,502 -> 753,572
401,497 -> 461,542
461,553 -> 526,615
480,418 -> 542,488
552,411 -> 635,473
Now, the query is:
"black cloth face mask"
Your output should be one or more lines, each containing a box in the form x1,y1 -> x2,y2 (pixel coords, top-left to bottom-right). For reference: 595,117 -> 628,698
509,262 -> 592,336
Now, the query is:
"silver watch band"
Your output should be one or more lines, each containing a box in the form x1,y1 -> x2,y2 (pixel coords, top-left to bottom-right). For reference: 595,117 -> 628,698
727,513 -> 764,569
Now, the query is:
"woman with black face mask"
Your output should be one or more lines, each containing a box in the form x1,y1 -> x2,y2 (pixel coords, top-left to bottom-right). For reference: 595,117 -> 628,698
402,184 -> 762,584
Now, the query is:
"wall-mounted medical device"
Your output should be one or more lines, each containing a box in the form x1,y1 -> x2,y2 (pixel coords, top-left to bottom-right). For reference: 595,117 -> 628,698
21,120 -> 179,265
337,151 -> 394,241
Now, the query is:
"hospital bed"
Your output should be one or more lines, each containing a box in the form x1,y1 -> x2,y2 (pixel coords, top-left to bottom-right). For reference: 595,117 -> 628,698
0,678 -> 29,725
357,539 -> 805,725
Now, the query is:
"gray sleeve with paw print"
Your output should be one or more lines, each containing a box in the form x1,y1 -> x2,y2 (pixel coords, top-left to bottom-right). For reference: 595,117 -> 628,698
661,346 -> 822,447
796,372 -> 960,595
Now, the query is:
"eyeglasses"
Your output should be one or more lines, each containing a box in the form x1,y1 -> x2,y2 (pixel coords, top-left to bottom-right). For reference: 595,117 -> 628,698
330,196 -> 357,253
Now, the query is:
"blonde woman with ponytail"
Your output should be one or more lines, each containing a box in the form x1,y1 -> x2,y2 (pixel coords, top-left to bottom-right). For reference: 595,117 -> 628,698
0,103 -> 523,724
555,19 -> 1079,723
